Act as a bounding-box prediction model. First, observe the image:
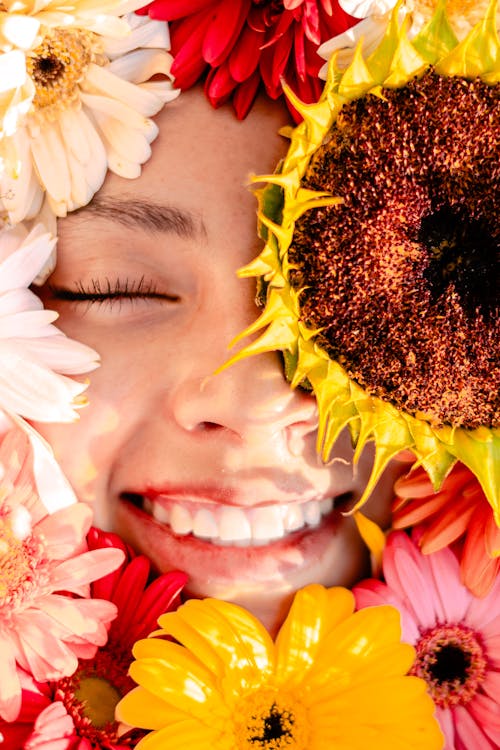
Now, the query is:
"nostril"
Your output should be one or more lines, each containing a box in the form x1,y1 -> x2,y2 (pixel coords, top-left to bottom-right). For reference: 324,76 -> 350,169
198,421 -> 224,432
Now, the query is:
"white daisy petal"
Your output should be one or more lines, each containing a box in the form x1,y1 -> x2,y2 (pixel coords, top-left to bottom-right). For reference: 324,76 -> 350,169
318,13 -> 391,74
91,109 -> 152,163
0,14 -> 40,48
339,0 -> 394,17
80,90 -> 156,133
0,2 -> 177,222
31,122 -> 71,206
0,352 -> 86,422
0,225 -> 99,421
0,129 -> 43,223
105,143 -> 141,179
84,61 -> 166,116
103,16 -> 170,58
0,50 -> 27,93
0,225 -> 55,288
21,335 -> 99,374
0,309 -> 58,337
0,287 -> 43,315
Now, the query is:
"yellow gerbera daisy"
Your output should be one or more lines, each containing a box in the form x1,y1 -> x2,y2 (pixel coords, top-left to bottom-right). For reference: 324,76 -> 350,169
226,0 -> 500,521
117,585 -> 443,749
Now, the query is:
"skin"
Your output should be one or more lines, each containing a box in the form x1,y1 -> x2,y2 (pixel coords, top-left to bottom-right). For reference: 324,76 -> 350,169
35,88 -> 407,633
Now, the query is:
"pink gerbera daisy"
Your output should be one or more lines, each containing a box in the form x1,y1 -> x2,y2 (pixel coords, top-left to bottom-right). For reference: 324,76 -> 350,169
138,0 -> 356,119
0,421 -> 124,723
393,463 -> 500,598
0,529 -> 187,749
354,530 -> 500,749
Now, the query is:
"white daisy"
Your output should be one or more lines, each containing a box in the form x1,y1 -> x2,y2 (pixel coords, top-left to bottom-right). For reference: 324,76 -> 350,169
0,222 -> 99,421
318,0 -> 499,76
0,1 -> 179,222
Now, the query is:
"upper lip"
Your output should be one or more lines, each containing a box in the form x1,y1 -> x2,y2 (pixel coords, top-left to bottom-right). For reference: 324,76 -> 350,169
121,484 -> 348,510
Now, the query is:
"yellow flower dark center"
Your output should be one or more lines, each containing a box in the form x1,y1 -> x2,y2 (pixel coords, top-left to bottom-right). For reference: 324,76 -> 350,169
236,689 -> 309,749
410,623 -> 487,708
26,29 -> 94,119
291,70 -> 499,429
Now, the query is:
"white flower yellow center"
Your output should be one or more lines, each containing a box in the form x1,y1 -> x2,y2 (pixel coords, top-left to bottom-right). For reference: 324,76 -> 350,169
26,28 -> 94,119
236,689 -> 309,749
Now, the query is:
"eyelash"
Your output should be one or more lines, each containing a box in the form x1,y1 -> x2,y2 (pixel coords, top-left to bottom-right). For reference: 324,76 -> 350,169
49,276 -> 180,307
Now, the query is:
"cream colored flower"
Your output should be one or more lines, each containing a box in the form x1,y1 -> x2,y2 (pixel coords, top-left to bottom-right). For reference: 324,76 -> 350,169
0,2 -> 178,222
0,222 -> 99,421
318,0 -> 500,75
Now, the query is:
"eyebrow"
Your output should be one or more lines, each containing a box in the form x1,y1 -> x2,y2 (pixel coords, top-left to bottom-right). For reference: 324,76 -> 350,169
77,195 -> 206,240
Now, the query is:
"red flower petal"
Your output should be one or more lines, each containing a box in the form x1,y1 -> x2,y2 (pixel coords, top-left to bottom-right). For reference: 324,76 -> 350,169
202,0 -> 249,66
302,0 -> 321,44
170,17 -> 210,88
205,63 -> 238,106
228,23 -> 263,82
294,20 -> 306,81
232,69 -> 261,119
147,0 -> 214,20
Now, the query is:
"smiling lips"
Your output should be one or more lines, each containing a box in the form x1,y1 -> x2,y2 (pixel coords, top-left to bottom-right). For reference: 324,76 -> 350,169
130,494 -> 336,547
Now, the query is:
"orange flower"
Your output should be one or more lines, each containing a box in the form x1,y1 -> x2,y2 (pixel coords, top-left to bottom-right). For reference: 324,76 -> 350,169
392,464 -> 500,598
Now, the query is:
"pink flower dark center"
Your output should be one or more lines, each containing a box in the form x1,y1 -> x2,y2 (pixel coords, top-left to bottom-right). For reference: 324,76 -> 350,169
411,624 -> 487,708
0,515 -> 46,612
55,639 -> 135,747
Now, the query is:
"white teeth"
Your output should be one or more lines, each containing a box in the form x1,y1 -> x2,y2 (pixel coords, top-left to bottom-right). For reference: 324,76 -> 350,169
152,503 -> 170,525
144,495 -> 334,546
303,499 -> 321,527
283,503 -> 304,532
170,504 -> 193,535
218,506 -> 252,543
320,497 -> 334,516
192,508 -> 218,540
250,505 -> 285,543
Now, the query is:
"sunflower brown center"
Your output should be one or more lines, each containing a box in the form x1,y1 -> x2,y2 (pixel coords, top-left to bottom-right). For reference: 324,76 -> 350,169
26,28 -> 94,119
236,689 -> 309,749
410,623 -> 487,708
290,71 -> 499,429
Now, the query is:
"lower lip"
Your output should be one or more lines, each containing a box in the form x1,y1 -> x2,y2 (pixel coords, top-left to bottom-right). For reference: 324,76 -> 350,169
116,496 -> 345,586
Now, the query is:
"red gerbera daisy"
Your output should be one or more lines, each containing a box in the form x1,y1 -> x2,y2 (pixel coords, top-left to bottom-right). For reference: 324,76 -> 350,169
392,463 -> 500,598
0,529 -> 188,749
137,0 -> 356,119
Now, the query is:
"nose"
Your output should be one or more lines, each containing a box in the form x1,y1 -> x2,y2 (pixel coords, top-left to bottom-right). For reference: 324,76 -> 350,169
169,349 -> 318,447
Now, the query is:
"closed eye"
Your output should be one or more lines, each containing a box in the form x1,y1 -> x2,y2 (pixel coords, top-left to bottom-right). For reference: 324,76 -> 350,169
48,276 -> 181,306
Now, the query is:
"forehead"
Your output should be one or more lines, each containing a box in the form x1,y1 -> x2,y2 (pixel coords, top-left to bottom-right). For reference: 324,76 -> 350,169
95,87 -> 291,211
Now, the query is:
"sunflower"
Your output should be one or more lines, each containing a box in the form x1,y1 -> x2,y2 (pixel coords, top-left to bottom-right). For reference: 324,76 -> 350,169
227,0 -> 500,519
117,585 -> 442,749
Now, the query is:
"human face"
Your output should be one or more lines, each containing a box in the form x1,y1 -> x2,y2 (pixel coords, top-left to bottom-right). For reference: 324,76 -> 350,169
35,88 -> 403,632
